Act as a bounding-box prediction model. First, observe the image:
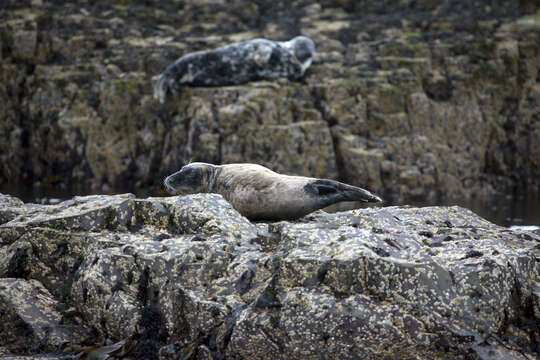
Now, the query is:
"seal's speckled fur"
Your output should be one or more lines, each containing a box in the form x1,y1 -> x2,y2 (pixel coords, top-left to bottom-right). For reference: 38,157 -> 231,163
153,36 -> 315,103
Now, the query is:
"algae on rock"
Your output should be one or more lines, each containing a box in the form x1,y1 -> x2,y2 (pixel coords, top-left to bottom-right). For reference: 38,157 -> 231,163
0,193 -> 538,359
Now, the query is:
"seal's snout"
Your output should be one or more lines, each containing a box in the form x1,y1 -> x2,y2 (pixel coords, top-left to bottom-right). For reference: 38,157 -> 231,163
163,163 -> 209,195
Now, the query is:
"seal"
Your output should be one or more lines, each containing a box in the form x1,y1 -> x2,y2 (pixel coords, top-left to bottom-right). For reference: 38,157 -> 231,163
152,36 -> 315,103
163,162 -> 382,221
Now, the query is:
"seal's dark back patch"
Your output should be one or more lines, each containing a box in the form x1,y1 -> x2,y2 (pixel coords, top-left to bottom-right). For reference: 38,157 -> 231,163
316,185 -> 338,196
304,179 -> 340,197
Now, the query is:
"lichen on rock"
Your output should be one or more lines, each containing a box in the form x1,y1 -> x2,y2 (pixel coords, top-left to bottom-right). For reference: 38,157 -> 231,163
0,193 -> 538,359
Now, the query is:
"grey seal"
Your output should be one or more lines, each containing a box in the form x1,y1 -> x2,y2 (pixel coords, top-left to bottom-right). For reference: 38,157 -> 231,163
153,36 -> 315,103
163,162 -> 382,221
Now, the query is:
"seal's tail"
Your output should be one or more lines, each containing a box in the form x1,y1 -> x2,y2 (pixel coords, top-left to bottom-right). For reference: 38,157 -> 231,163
152,74 -> 169,104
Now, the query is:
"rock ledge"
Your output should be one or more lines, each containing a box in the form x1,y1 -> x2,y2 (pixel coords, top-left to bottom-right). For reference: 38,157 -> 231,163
0,193 -> 538,359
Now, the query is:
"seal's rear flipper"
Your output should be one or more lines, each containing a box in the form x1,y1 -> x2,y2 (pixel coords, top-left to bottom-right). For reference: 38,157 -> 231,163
341,181 -> 382,203
307,179 -> 382,203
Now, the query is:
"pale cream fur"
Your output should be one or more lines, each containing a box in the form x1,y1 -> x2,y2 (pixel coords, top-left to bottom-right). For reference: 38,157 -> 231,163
214,164 -> 316,220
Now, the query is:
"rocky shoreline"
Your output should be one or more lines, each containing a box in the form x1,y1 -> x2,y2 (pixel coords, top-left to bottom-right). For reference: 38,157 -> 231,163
0,192 -> 538,359
1,1 -> 539,357
0,0 -> 539,204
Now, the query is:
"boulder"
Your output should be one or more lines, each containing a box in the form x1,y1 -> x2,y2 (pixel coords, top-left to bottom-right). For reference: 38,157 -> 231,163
0,193 -> 538,359
0,278 -> 80,354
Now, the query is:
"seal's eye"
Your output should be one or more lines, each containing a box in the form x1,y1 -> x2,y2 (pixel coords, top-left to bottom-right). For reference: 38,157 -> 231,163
180,166 -> 203,189
295,45 -> 310,63
163,164 -> 205,195
182,167 -> 193,176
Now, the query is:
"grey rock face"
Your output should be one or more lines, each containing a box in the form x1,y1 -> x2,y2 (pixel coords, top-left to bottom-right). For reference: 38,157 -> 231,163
0,193 -> 538,359
0,278 -> 78,354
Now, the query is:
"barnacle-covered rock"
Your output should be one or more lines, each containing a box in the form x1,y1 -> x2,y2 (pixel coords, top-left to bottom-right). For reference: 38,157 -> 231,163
0,278 -> 80,354
0,193 -> 538,359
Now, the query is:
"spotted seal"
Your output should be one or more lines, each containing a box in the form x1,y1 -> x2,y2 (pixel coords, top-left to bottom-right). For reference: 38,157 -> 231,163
152,36 -> 315,103
163,162 -> 382,221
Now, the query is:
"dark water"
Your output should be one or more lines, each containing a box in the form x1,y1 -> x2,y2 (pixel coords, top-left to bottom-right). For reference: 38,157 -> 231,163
409,194 -> 540,228
0,183 -> 163,205
1,184 -> 539,227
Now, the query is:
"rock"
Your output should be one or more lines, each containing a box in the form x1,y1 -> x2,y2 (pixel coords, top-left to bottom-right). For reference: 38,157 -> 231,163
0,355 -> 68,360
221,120 -> 338,178
0,193 -> 538,359
11,30 -> 37,61
0,194 -> 25,225
0,0 -> 538,203
0,278 -> 80,354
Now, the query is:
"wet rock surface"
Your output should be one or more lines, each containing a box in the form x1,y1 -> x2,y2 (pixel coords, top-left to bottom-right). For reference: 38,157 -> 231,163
0,193 -> 538,359
0,1 -> 539,203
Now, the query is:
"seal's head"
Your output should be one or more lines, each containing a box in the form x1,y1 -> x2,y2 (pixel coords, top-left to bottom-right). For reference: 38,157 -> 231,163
164,162 -> 216,195
289,36 -> 315,73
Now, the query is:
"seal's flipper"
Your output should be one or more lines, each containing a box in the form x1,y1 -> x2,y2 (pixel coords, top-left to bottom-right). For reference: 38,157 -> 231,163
307,179 -> 382,203
311,183 -> 338,196
340,182 -> 383,203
